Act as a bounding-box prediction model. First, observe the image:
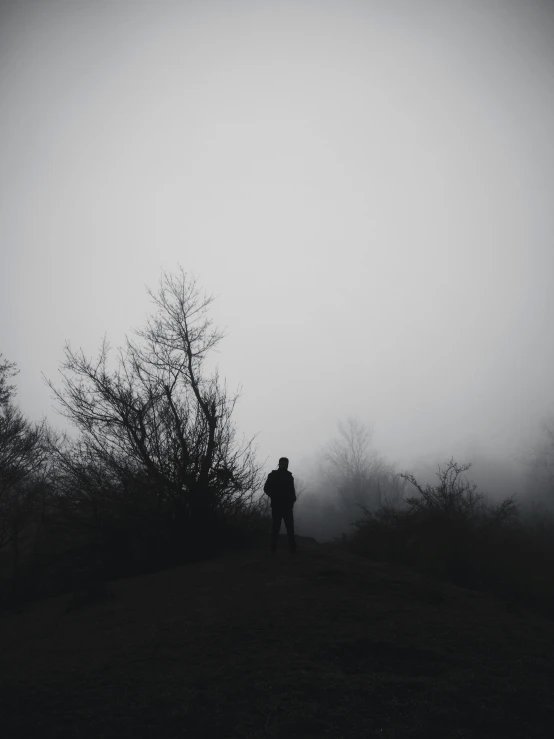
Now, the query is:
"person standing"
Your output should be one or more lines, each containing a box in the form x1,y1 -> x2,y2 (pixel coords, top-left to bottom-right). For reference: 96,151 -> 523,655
264,457 -> 297,554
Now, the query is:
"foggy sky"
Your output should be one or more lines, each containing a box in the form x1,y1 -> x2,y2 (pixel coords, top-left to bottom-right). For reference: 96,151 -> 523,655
1,0 -> 554,483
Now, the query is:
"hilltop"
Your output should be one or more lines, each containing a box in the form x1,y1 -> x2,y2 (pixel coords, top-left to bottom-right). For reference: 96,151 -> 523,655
1,535 -> 553,738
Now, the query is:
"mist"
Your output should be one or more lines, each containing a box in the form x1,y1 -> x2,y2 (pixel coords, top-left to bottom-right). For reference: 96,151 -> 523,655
2,0 -> 554,526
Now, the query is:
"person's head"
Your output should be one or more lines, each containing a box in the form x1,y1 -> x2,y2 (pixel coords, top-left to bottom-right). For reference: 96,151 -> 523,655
278,457 -> 289,470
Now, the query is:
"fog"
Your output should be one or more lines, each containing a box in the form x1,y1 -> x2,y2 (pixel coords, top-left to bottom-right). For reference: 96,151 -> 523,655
2,0 -> 554,529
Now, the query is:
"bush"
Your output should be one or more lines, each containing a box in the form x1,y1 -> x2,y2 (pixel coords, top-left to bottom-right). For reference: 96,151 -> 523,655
0,491 -> 271,610
347,459 -> 554,617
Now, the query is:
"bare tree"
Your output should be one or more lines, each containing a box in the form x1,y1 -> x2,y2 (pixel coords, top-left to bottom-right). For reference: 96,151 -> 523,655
525,414 -> 554,508
0,358 -> 46,498
0,355 -> 17,407
45,268 -> 262,540
398,459 -> 485,520
325,418 -> 374,478
0,356 -> 50,592
323,418 -> 404,516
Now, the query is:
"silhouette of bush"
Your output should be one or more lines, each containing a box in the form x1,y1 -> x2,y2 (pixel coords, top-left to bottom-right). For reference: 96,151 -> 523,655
348,459 -> 554,617
0,490 -> 272,610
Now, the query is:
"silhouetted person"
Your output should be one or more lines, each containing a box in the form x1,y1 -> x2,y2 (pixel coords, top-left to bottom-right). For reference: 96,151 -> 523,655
264,457 -> 297,554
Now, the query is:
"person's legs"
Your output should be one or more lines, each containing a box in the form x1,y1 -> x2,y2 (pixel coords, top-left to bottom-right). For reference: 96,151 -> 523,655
282,506 -> 296,553
271,505 -> 282,553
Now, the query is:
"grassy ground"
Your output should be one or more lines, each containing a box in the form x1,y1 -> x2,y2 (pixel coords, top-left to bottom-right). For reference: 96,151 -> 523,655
1,535 -> 553,738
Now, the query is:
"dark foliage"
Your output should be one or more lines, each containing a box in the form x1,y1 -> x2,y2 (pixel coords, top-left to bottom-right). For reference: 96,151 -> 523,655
347,459 -> 554,618
0,271 -> 269,608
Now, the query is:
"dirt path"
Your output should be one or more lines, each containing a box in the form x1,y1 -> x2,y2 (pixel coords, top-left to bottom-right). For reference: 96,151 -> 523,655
1,535 -> 553,738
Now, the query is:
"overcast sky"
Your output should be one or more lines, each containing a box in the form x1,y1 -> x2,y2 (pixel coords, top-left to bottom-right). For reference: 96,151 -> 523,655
1,0 -> 554,481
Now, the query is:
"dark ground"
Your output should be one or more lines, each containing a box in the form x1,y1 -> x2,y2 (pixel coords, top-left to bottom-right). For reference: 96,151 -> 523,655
1,535 -> 553,738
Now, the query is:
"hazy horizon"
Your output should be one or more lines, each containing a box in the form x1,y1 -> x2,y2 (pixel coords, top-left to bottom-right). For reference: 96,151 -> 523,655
2,0 -> 554,491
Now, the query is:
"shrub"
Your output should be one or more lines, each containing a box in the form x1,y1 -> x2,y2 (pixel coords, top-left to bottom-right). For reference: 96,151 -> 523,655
348,459 -> 554,617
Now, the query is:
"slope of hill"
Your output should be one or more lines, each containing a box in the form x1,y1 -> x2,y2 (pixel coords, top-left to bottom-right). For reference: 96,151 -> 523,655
1,535 -> 553,738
